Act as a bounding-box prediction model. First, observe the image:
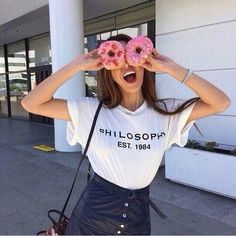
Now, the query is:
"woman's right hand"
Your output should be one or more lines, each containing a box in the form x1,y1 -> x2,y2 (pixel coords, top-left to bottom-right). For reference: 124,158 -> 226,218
73,49 -> 104,71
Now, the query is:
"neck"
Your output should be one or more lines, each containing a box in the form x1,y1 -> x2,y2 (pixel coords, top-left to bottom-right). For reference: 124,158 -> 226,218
120,91 -> 144,111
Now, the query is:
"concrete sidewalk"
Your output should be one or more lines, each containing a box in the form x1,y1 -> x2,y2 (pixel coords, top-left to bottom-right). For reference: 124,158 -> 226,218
0,117 -> 236,235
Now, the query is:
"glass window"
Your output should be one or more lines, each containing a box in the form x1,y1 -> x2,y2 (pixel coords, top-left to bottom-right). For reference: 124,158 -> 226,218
0,47 -> 5,74
100,30 -> 118,40
8,41 -> 26,72
29,33 -> 51,67
7,41 -> 28,119
118,23 -> 147,37
0,47 -> 8,117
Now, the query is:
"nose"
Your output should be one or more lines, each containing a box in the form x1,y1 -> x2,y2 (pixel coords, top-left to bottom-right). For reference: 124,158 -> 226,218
121,62 -> 129,69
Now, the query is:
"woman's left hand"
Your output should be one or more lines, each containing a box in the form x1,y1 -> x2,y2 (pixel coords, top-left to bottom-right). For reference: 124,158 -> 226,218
141,48 -> 177,73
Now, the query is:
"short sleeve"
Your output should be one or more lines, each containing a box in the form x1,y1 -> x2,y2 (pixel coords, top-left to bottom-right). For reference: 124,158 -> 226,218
164,99 -> 197,150
66,97 -> 99,146
66,99 -> 82,146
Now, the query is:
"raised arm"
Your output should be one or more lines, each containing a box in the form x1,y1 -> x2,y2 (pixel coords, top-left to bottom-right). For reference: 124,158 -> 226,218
142,48 -> 231,125
21,49 -> 103,121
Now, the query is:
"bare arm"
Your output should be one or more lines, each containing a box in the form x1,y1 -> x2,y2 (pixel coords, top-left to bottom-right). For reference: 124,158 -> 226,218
142,49 -> 231,125
21,49 -> 103,121
166,64 -> 231,124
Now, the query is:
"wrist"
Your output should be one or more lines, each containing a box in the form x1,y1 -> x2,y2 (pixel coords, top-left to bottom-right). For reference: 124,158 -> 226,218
68,57 -> 83,73
166,63 -> 188,82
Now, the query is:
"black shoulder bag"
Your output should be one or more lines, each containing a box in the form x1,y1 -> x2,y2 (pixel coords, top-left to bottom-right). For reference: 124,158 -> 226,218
37,100 -> 103,236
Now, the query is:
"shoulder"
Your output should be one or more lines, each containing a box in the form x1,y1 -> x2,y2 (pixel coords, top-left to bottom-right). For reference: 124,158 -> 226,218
67,96 -> 99,107
67,96 -> 101,116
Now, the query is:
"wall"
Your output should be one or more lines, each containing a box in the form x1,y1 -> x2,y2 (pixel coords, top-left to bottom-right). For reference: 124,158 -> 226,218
155,0 -> 236,147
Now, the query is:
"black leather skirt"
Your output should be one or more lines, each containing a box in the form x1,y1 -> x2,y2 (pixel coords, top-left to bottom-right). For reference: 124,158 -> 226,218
65,173 -> 167,235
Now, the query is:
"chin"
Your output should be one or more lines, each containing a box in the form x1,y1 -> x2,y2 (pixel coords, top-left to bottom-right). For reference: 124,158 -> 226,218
121,83 -> 143,94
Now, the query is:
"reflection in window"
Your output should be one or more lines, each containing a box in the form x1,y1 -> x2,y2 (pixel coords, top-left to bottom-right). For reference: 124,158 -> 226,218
118,23 -> 147,37
7,41 -> 28,119
100,30 -> 118,40
8,72 -> 28,119
29,33 -> 51,67
0,47 -> 7,117
8,41 -> 26,72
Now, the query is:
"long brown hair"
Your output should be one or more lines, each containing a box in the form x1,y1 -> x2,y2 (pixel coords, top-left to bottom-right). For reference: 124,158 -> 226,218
97,34 -> 202,135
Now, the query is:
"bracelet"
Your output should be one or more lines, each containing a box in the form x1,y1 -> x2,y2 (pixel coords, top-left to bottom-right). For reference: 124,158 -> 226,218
181,69 -> 193,84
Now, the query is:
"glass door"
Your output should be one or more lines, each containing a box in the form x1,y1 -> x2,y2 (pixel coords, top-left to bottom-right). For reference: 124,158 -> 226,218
7,41 -> 29,120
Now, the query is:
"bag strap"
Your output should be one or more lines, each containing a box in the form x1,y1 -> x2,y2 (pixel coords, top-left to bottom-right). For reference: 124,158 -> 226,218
58,99 -> 103,223
87,162 -> 92,182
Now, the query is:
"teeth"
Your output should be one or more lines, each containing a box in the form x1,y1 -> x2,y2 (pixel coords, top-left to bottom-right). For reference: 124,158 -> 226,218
123,71 -> 135,77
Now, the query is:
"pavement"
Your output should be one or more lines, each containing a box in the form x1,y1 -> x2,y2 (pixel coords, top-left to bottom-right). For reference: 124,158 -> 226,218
0,117 -> 236,235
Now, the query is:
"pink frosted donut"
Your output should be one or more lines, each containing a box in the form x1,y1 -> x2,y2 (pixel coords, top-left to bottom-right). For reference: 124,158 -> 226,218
98,41 -> 125,70
125,36 -> 153,66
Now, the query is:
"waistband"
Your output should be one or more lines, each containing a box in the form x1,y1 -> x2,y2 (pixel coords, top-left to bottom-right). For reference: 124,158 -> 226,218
92,173 -> 167,219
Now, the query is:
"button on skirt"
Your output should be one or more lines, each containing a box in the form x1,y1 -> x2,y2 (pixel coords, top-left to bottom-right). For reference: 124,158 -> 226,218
65,173 -> 151,235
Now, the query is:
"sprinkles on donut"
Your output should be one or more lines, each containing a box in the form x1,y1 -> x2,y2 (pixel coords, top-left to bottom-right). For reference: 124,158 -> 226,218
98,40 -> 125,70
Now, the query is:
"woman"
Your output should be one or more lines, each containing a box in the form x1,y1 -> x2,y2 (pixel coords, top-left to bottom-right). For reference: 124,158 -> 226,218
21,34 -> 231,235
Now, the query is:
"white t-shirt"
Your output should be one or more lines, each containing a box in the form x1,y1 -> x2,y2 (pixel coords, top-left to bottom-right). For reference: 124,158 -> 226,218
66,97 -> 197,190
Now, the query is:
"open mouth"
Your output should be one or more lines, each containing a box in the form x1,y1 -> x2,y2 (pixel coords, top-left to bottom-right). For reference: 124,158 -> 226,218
123,71 -> 136,84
